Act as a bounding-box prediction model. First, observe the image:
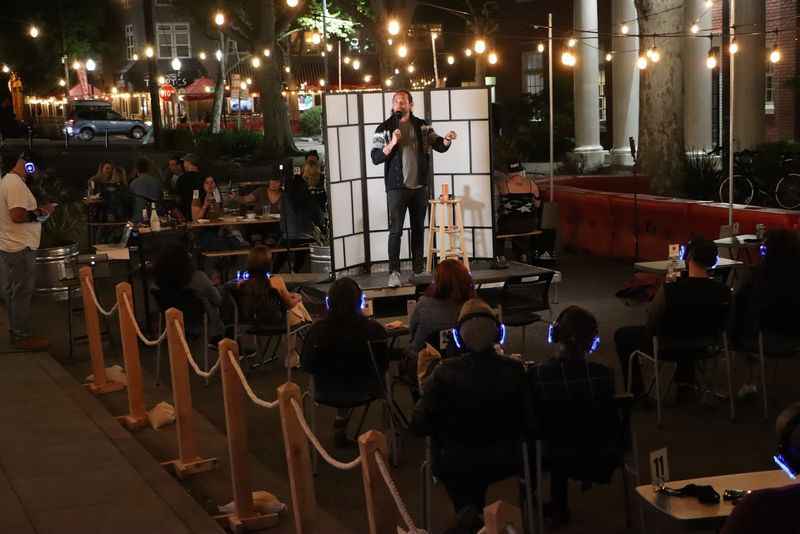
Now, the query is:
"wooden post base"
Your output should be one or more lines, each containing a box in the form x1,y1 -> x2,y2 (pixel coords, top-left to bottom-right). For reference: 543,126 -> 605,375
161,457 -> 218,479
84,380 -> 126,395
116,414 -> 149,431
213,512 -> 280,533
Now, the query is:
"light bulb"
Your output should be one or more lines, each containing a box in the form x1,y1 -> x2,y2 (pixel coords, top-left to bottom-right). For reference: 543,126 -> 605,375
364,74 -> 372,83
284,65 -> 291,73
326,43 -> 333,52
111,86 -> 118,94
605,52 -> 613,62
385,78 -> 393,87
72,60 -> 82,70
263,48 -> 271,57
474,39 -> 487,54
319,78 -> 326,87
447,55 -> 455,65
343,56 -> 351,64
214,12 -> 225,26
431,31 -> 438,40
251,56 -> 261,68
465,48 -> 473,57
537,42 -> 545,53
398,44 -> 408,58
158,75 -> 166,84
637,56 -> 648,70
387,38 -> 393,45
145,46 -> 154,58
132,53 -> 139,61
85,58 -> 96,71
770,46 -> 781,63
215,49 -> 223,61
561,51 -> 576,66
311,33 -> 321,45
650,47 -> 661,63
394,68 -> 400,74
58,78 -> 66,87
620,24 -> 629,35
706,53 -> 717,69
691,23 -> 700,34
171,57 -> 182,71
488,52 -> 498,65
407,64 -> 415,73
2,65 -> 9,74
705,0 -> 713,7
729,39 -> 739,54
387,19 -> 400,36
246,77 -> 252,85
29,26 -> 40,39
287,0 -> 299,7
352,59 -> 361,70
567,37 -> 577,48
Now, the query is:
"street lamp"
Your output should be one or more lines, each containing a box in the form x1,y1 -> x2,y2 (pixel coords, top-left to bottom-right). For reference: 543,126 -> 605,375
29,25 -> 40,39
132,53 -> 139,61
352,59 -> 360,70
86,59 -> 97,71
387,19 -> 400,36
215,49 -> 223,61
145,46 -> 154,58
214,12 -> 225,27
199,51 -> 207,60
447,55 -> 455,65
488,52 -> 498,65
474,39 -> 487,54
1,65 -> 9,74
171,57 -> 182,71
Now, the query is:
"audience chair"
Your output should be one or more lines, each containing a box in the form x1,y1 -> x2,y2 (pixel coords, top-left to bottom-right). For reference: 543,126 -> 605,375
754,330 -> 800,419
150,287 -> 209,387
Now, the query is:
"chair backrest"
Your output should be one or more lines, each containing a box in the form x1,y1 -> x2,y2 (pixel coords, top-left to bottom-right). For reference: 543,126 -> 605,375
227,279 -> 286,329
78,253 -> 111,280
424,328 -> 456,357
500,271 -> 555,314
657,281 -> 731,343
150,287 -> 205,326
308,338 -> 386,405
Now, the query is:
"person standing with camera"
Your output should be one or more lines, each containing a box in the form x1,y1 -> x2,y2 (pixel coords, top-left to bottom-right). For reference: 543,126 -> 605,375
370,90 -> 457,287
0,152 -> 56,350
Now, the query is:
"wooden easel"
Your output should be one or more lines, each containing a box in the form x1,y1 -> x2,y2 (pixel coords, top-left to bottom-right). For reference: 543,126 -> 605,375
425,184 -> 470,272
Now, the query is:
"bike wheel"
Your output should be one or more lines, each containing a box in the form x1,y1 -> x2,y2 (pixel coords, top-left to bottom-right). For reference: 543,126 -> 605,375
719,176 -> 754,205
775,174 -> 800,210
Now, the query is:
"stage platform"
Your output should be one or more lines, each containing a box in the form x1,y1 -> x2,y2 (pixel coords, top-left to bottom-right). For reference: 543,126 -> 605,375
283,260 -> 562,301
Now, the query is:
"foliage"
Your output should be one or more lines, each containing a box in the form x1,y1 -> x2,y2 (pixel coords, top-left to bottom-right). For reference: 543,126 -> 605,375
29,169 -> 85,248
160,128 -> 199,152
195,129 -> 264,160
748,140 -> 800,194
684,151 -> 722,201
299,107 -> 322,137
297,0 -> 359,40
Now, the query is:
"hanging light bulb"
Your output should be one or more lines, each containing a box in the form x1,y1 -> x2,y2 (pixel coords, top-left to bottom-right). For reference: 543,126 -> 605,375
387,38 -> 393,46
214,12 -> 225,26
198,51 -> 207,60
407,64 -> 415,73
620,24 -> 630,35
72,60 -> 82,70
326,43 -> 333,52
605,52 -> 613,62
398,44 -> 408,58
352,59 -> 361,70
319,78 -> 326,87
770,44 -> 782,63
85,58 -> 96,71
343,56 -> 351,64
246,77 -> 252,85
649,47 -> 661,63
311,33 -> 321,45
132,53 -> 139,61
706,51 -> 718,69
394,68 -> 400,74
465,48 -> 473,57
385,78 -> 393,87
158,75 -> 166,84
447,55 -> 455,65
263,48 -> 271,57
29,25 -> 40,39
1,65 -> 9,74
215,49 -> 223,61
286,0 -> 299,6
537,42 -> 545,53
251,56 -> 261,68
729,38 -> 739,55
691,23 -> 700,34
567,37 -> 577,48
474,39 -> 487,54
387,19 -> 401,36
364,74 -> 372,83
284,65 -> 291,73
58,78 -> 66,87
171,57 -> 182,71
705,0 -> 713,7
637,55 -> 648,70
145,46 -> 154,58
561,50 -> 576,67
488,52 -> 498,65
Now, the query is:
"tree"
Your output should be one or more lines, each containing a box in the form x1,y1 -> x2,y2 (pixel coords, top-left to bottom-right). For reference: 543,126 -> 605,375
174,0 -> 306,159
634,0 -> 686,194
464,1 -> 498,85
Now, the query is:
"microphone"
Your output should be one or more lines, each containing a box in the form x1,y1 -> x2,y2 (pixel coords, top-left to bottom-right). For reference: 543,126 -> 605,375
629,137 -> 637,162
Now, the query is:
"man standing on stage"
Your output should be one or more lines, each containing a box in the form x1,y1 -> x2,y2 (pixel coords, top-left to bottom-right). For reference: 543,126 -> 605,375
370,90 -> 457,287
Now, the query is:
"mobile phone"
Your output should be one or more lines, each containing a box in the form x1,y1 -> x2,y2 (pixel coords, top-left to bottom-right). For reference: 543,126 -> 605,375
723,489 -> 750,501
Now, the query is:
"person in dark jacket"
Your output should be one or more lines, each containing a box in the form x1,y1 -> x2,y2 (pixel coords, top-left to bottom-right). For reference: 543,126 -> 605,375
530,305 -> 615,527
272,173 -> 323,273
412,298 -> 527,526
370,90 -> 457,288
300,278 -> 389,447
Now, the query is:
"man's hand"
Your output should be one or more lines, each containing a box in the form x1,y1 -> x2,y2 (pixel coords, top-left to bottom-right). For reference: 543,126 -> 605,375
383,129 -> 402,156
392,128 -> 402,144
443,131 -> 457,145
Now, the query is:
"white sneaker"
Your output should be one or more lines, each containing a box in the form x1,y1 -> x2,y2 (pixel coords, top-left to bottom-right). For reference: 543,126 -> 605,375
388,271 -> 402,288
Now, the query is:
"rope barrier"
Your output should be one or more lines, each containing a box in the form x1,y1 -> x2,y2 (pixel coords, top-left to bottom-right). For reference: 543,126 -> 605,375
85,281 -> 118,317
226,350 -> 279,409
374,450 -> 419,533
173,319 -> 221,379
121,292 -> 167,346
289,397 -> 362,471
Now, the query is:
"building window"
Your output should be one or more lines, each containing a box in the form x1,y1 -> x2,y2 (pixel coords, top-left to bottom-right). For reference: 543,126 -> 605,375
766,61 -> 775,114
521,51 -> 544,96
157,23 -> 191,59
125,24 -> 137,61
599,68 -> 607,122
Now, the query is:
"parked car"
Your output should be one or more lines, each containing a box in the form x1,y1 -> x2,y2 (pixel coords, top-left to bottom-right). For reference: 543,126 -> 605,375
65,108 -> 149,141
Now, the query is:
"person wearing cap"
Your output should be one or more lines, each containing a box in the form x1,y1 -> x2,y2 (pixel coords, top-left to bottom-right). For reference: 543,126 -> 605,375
614,237 -> 730,396
0,152 -> 56,350
411,298 -> 527,528
721,402 -> 800,534
175,153 -> 204,221
495,161 -> 542,262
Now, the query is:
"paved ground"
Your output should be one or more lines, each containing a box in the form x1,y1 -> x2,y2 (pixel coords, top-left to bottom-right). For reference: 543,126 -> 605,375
16,252 -> 800,533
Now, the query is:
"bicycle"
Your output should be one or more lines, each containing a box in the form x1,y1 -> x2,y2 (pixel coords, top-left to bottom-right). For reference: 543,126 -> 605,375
717,150 -> 800,209
774,155 -> 800,209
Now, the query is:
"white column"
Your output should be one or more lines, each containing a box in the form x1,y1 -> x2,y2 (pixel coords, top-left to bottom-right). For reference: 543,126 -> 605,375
572,0 -> 607,170
611,0 -> 639,166
733,0 -> 766,150
684,0 -> 713,153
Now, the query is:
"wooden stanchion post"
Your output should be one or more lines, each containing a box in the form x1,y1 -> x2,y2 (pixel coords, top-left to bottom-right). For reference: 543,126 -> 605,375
79,267 -> 124,395
218,339 -> 279,533
277,382 -> 317,534
162,308 -> 217,478
115,282 -> 149,430
483,501 -> 523,534
358,430 -> 399,534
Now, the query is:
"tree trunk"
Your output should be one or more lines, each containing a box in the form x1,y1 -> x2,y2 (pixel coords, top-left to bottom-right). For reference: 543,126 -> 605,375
635,0 -> 685,195
259,0 -> 298,160
474,54 -> 486,85
143,0 -> 162,145
211,35 -> 225,134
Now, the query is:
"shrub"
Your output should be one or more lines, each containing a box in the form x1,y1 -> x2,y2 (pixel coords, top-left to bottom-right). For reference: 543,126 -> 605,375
299,106 -> 322,137
160,128 -> 197,151
195,129 -> 264,160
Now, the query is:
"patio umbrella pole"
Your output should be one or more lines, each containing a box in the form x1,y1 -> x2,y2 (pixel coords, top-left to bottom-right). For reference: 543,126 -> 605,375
728,9 -> 735,227
548,12 -> 554,202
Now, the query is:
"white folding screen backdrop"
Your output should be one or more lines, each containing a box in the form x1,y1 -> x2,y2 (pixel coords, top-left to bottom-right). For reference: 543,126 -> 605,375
324,87 -> 494,272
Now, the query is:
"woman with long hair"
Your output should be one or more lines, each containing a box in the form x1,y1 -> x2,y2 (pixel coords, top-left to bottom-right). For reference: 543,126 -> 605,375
273,172 -> 323,273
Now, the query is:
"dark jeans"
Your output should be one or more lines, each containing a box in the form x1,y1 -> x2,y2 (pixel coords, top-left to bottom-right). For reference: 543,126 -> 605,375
388,187 -> 428,273
272,239 -> 312,273
0,248 -> 35,337
614,326 -> 695,395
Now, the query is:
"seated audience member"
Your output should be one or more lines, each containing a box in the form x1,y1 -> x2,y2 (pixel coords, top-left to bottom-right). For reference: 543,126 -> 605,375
412,299 -> 527,532
495,161 -> 541,262
272,172 -> 323,273
408,258 -> 475,357
192,175 -> 248,250
615,238 -> 730,396
89,161 -> 114,189
129,157 -> 163,222
191,176 -> 224,222
734,229 -> 800,347
721,402 -> 800,534
300,277 -> 388,447
166,155 -> 184,191
153,244 -> 223,339
233,176 -> 282,215
529,306 -> 614,526
175,153 -> 203,220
